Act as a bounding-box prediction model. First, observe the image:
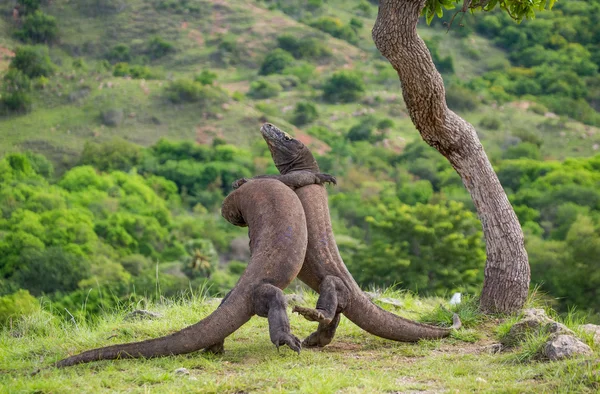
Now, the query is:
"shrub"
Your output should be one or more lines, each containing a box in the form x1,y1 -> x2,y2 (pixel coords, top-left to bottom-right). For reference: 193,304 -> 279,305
276,34 -> 331,60
113,62 -> 130,77
72,58 -> 88,70
217,35 -> 241,65
100,108 -> 124,126
147,36 -> 175,59
349,17 -> 364,30
2,68 -> 33,113
479,115 -> 502,130
129,65 -> 154,79
195,70 -> 217,85
106,43 -> 131,63
322,71 -> 365,103
310,17 -> 358,44
282,63 -> 316,83
347,116 -> 378,142
445,84 -> 478,112
512,128 -> 543,147
355,1 -> 372,16
165,79 -> 227,104
0,290 -> 40,326
81,138 -> 143,172
15,11 -> 58,43
19,0 -> 42,15
10,45 -> 55,78
166,79 -> 202,103
247,78 -> 282,99
528,102 -> 548,115
270,74 -> 301,91
259,49 -> 295,75
503,142 -> 542,160
377,118 -> 395,130
425,38 -> 454,74
292,102 -> 319,125
112,63 -> 155,79
3,69 -> 32,91
0,91 -> 32,113
25,151 -> 54,178
14,247 -> 92,296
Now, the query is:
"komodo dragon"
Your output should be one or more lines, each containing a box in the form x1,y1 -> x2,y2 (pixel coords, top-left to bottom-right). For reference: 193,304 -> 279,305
55,178 -> 331,367
233,123 -> 461,348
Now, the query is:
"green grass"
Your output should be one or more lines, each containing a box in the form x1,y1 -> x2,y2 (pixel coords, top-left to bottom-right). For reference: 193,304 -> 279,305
1,291 -> 599,393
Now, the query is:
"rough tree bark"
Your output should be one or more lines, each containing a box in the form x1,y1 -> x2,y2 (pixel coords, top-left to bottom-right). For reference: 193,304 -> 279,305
372,0 -> 530,313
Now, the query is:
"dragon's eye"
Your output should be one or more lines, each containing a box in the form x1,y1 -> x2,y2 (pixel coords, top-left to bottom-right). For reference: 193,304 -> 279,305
284,136 -> 291,140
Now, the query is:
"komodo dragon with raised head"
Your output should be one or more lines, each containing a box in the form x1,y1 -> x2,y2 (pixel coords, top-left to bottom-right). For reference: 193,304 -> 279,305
55,177 -> 332,367
234,123 -> 461,348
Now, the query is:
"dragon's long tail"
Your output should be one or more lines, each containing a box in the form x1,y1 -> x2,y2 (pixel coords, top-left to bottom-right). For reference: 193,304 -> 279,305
344,293 -> 461,342
56,300 -> 251,367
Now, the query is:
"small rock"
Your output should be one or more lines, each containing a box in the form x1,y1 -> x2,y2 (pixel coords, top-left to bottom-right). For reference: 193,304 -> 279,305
523,308 -> 548,319
502,309 -> 556,346
503,315 -> 547,346
285,294 -> 304,306
174,367 -> 190,375
580,324 -> 600,344
543,335 -> 592,361
124,309 -> 162,321
547,321 -> 575,336
475,377 -> 487,383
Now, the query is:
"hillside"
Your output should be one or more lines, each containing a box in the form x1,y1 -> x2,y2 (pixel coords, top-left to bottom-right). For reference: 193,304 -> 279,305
1,0 -> 599,167
1,291 -> 599,393
1,0 -> 600,336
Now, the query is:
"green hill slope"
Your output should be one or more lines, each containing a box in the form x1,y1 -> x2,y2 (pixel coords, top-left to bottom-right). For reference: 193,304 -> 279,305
1,0 -> 599,165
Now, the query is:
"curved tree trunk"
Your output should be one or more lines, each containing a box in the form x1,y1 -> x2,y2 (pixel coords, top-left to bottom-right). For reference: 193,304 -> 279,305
372,0 -> 530,313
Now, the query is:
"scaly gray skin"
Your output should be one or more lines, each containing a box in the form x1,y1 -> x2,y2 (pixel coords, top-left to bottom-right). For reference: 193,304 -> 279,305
55,179 -> 310,367
234,123 -> 461,347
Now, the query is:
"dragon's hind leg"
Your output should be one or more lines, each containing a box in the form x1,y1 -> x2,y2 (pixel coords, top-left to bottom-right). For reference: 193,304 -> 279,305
292,275 -> 349,347
254,284 -> 302,353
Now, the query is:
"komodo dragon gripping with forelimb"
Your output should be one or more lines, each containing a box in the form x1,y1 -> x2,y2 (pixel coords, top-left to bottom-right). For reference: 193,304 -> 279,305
55,177 -> 333,367
233,123 -> 461,348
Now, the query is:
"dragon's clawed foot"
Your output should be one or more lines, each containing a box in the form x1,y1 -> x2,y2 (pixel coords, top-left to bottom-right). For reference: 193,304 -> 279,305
232,178 -> 249,190
316,173 -> 337,186
203,341 -> 225,354
302,330 -> 332,348
292,306 -> 333,324
273,332 -> 302,354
